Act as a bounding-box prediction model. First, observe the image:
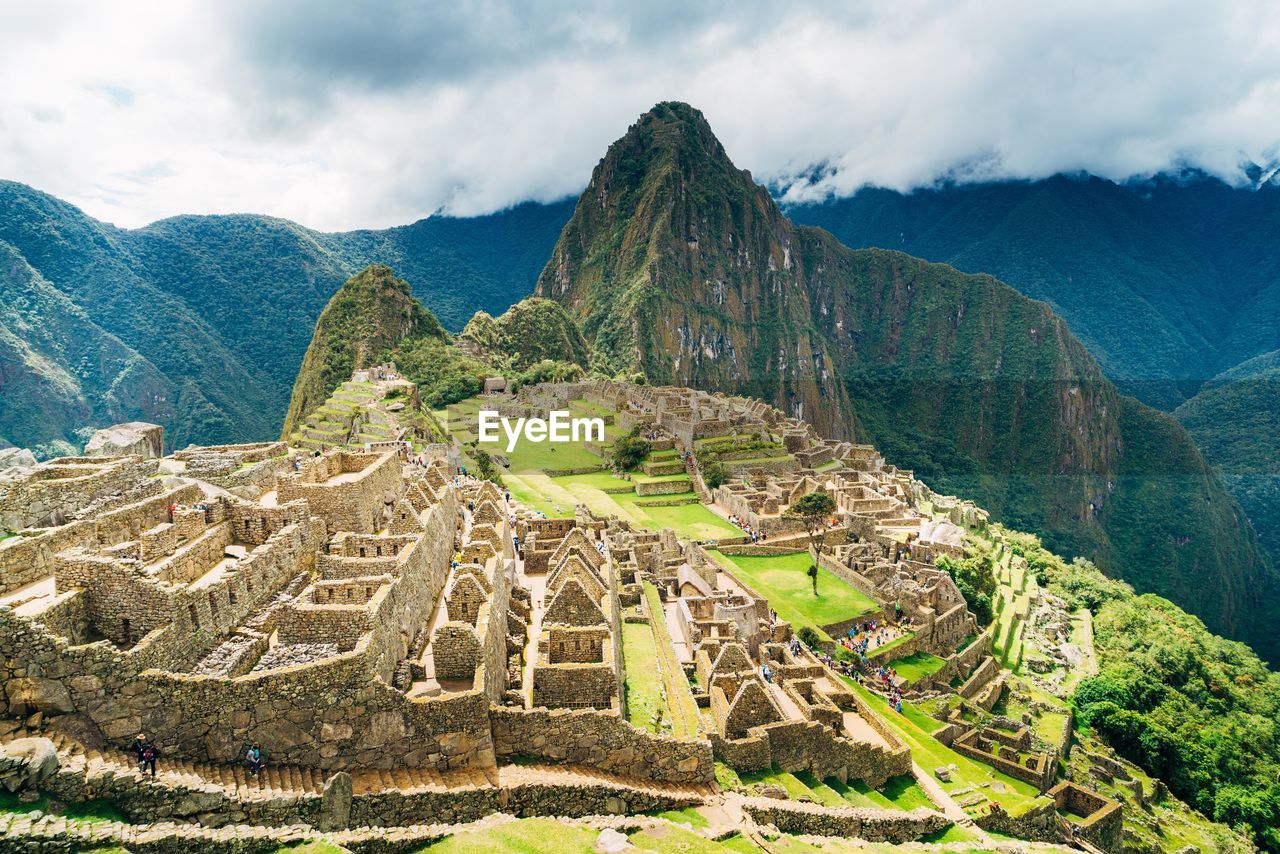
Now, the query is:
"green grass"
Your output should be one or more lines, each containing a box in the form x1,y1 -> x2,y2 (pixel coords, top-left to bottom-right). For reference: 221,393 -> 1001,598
707,550 -> 877,638
823,776 -> 882,808
870,632 -> 916,658
864,775 -> 935,811
554,470 -> 636,491
623,621 -> 667,732
650,806 -> 709,828
840,677 -> 1040,815
419,818 -> 602,852
502,437 -> 603,473
644,583 -> 701,737
887,651 -> 947,683
919,824 -> 980,844
503,471 -> 739,540
738,766 -> 813,800
793,771 -> 847,806
633,472 -> 691,484
714,761 -> 742,790
0,792 -> 124,825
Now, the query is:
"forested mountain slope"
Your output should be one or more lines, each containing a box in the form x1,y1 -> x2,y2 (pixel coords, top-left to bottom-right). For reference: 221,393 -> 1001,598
0,179 -> 571,454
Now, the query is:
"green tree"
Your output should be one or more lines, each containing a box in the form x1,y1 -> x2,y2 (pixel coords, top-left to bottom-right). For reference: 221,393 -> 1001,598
787,490 -> 837,562
611,429 -> 652,471
471,447 -> 503,486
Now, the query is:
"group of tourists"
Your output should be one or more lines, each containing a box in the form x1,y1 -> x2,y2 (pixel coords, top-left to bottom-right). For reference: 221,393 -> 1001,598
129,734 -> 265,777
727,514 -> 769,543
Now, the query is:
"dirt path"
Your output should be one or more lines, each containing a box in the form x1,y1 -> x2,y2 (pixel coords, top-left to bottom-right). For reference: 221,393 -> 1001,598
911,760 -> 993,844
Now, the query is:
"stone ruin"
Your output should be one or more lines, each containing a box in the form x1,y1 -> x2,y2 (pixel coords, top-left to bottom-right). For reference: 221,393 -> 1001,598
0,379 -> 1074,846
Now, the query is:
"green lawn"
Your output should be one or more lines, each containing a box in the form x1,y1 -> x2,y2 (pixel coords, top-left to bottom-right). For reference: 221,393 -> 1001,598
707,551 -> 877,638
420,818 -> 602,853
623,621 -> 666,732
888,651 -> 946,684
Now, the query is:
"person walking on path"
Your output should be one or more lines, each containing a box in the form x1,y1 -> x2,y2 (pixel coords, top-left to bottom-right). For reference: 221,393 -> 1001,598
130,733 -> 147,771
246,742 -> 263,776
140,739 -> 158,777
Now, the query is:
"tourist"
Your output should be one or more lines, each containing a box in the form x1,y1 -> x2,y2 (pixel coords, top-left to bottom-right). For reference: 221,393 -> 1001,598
246,742 -> 262,776
130,732 -> 147,769
140,739 -> 158,777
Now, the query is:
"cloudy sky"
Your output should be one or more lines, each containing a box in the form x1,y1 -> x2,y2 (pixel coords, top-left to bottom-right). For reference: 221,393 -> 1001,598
2,0 -> 1279,231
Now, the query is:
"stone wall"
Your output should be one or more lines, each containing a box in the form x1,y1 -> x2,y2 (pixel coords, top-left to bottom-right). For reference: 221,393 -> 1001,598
490,706 -> 713,784
276,450 -> 402,535
742,799 -> 948,844
634,479 -> 691,497
433,622 -> 481,680
0,456 -> 160,531
974,797 -> 1061,843
0,483 -> 201,595
1049,781 -> 1122,852
952,728 -> 1054,791
714,717 -> 911,789
532,663 -> 617,710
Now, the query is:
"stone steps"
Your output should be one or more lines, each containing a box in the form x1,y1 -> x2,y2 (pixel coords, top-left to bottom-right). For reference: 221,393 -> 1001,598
7,729 -> 714,807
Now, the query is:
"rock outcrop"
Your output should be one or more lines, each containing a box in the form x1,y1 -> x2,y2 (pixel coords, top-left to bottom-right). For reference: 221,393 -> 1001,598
85,422 -> 164,459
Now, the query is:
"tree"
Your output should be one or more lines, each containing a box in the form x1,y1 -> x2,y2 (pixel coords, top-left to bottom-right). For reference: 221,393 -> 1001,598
787,490 -> 837,557
610,430 -> 651,471
471,447 -> 503,486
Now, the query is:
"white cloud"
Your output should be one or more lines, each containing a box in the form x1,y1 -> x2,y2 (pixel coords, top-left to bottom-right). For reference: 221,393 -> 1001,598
1,0 -> 1278,230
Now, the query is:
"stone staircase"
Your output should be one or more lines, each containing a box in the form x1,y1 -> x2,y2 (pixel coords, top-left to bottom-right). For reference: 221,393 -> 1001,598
4,727 -> 716,817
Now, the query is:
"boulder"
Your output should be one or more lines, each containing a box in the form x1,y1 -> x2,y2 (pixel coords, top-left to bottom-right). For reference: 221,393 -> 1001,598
0,737 -> 59,792
595,828 -> 631,852
85,422 -> 164,459
0,448 -> 36,473
316,771 -> 352,831
6,677 -> 74,716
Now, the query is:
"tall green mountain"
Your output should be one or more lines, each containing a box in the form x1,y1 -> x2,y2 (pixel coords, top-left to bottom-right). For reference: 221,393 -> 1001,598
785,173 -> 1280,609
536,101 -> 1279,661
1175,350 -> 1280,561
0,179 -> 572,454
785,173 -> 1280,411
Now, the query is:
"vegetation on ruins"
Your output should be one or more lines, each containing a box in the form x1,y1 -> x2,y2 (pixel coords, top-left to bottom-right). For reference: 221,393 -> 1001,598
458,297 -> 590,372
284,269 -> 593,439
701,460 -> 727,490
935,551 -> 996,627
610,430 -> 652,472
531,101 -> 1280,666
470,447 -> 503,485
